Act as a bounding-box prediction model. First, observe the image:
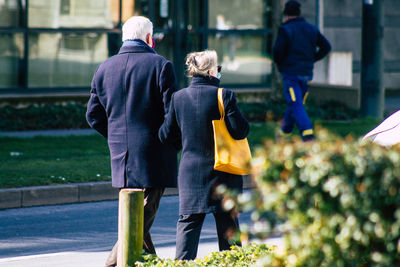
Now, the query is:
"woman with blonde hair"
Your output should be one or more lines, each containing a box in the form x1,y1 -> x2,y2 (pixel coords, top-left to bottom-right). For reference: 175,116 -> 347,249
159,50 -> 249,260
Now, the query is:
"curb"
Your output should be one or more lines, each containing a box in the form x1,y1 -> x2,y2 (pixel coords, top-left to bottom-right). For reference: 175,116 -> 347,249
0,177 -> 254,210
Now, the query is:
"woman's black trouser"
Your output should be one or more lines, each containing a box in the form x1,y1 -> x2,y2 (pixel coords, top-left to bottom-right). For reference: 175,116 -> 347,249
175,212 -> 240,260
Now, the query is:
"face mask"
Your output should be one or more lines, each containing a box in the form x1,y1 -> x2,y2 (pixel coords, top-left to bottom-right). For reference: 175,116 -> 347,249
217,72 -> 221,79
151,37 -> 155,49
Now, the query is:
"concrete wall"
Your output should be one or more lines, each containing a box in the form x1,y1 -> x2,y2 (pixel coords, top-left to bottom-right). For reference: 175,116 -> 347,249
299,0 -> 400,92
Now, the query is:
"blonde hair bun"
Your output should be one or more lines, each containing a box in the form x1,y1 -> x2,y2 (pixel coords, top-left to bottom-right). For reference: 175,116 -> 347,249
185,50 -> 218,77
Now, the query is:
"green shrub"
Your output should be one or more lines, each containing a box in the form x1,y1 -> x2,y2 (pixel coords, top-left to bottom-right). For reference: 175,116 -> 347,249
229,131 -> 400,266
315,100 -> 359,120
238,100 -> 359,123
0,99 -> 358,131
135,243 -> 272,267
0,102 -> 88,131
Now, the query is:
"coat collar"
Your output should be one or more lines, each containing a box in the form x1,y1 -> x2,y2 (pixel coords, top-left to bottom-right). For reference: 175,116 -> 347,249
190,75 -> 221,87
118,39 -> 156,55
283,17 -> 305,25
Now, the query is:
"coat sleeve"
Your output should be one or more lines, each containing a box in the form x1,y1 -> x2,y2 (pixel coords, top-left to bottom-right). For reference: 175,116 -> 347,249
159,61 -> 178,116
86,77 -> 108,138
273,27 -> 290,67
223,90 -> 250,140
314,31 -> 331,62
158,94 -> 182,150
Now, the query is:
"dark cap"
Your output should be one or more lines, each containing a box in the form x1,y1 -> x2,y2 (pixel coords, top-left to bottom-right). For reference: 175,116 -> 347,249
284,0 -> 301,16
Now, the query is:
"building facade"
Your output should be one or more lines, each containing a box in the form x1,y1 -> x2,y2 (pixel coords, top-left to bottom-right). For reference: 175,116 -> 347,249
0,0 -> 272,95
0,0 -> 399,102
301,0 -> 400,91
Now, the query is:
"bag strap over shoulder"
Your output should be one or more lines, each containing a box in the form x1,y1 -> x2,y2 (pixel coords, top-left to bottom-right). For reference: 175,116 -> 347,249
217,88 -> 225,120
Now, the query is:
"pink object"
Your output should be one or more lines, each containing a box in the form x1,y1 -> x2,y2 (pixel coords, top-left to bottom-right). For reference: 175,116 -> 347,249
363,110 -> 400,146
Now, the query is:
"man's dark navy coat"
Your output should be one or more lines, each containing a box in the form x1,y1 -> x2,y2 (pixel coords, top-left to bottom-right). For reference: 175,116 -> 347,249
273,17 -> 331,76
159,75 -> 249,215
86,41 -> 178,188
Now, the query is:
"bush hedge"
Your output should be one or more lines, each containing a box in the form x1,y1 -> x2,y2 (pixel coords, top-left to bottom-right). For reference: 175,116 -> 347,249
135,243 -> 271,266
237,99 -> 359,123
0,100 -> 359,131
229,132 -> 400,266
0,102 -> 88,131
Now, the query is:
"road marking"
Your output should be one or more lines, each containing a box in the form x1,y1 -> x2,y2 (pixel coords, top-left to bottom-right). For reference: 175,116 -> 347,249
0,252 -> 76,263
0,251 -> 108,263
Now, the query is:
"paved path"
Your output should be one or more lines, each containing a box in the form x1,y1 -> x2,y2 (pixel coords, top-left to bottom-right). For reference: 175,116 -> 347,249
0,238 -> 284,267
0,194 -> 282,266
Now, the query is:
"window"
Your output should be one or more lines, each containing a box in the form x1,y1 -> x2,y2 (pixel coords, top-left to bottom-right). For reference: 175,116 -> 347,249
60,0 -> 70,15
29,0 -> 119,28
0,33 -> 23,88
153,0 -> 174,29
209,0 -> 266,30
206,0 -> 271,87
0,0 -> 272,93
28,33 -> 108,87
0,0 -> 22,27
208,34 -> 271,84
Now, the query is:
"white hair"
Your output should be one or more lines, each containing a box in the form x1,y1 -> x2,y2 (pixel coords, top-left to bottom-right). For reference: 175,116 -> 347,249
122,16 -> 153,42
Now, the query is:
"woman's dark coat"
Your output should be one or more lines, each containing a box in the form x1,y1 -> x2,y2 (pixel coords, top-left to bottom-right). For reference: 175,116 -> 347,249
86,41 -> 178,188
159,75 -> 250,214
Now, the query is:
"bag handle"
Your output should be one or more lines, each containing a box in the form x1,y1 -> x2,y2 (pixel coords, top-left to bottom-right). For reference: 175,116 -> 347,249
217,88 -> 225,120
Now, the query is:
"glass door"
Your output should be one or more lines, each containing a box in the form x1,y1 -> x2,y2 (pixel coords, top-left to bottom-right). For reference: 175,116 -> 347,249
0,0 -> 25,90
207,0 -> 271,87
132,0 -> 186,87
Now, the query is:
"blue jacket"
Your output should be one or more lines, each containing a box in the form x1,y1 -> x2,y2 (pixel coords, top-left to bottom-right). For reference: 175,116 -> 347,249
159,75 -> 249,215
86,40 -> 178,188
273,17 -> 331,76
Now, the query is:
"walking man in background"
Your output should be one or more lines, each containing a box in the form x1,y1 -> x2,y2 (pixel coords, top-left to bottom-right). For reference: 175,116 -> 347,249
273,0 -> 331,141
86,16 -> 178,267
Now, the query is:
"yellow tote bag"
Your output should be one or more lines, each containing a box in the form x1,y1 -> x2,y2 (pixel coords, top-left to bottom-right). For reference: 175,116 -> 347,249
212,88 -> 252,175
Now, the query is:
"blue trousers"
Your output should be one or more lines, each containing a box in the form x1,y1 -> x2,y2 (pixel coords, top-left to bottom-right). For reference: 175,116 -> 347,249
281,74 -> 314,140
175,212 -> 240,260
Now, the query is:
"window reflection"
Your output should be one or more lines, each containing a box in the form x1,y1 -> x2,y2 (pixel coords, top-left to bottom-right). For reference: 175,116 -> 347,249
209,0 -> 265,29
0,0 -> 273,90
153,32 -> 173,61
28,0 -> 120,28
0,33 -> 23,88
153,0 -> 174,29
208,35 -> 271,84
0,0 -> 22,27
122,0 -> 172,26
187,34 -> 202,54
28,33 -> 108,87
187,0 -> 202,30
132,0 -> 149,18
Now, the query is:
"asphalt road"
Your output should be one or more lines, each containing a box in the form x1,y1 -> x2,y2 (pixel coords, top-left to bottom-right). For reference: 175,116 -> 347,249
0,194 -> 252,259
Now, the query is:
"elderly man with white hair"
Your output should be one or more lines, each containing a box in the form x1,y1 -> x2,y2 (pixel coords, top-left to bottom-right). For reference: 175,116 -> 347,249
86,16 -> 178,267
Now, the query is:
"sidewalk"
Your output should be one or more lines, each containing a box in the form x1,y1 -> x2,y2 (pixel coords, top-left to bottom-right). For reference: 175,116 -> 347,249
0,238 -> 283,267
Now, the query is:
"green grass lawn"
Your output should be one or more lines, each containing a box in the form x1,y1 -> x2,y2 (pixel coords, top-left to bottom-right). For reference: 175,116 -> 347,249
0,135 -> 111,188
0,118 -> 382,189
